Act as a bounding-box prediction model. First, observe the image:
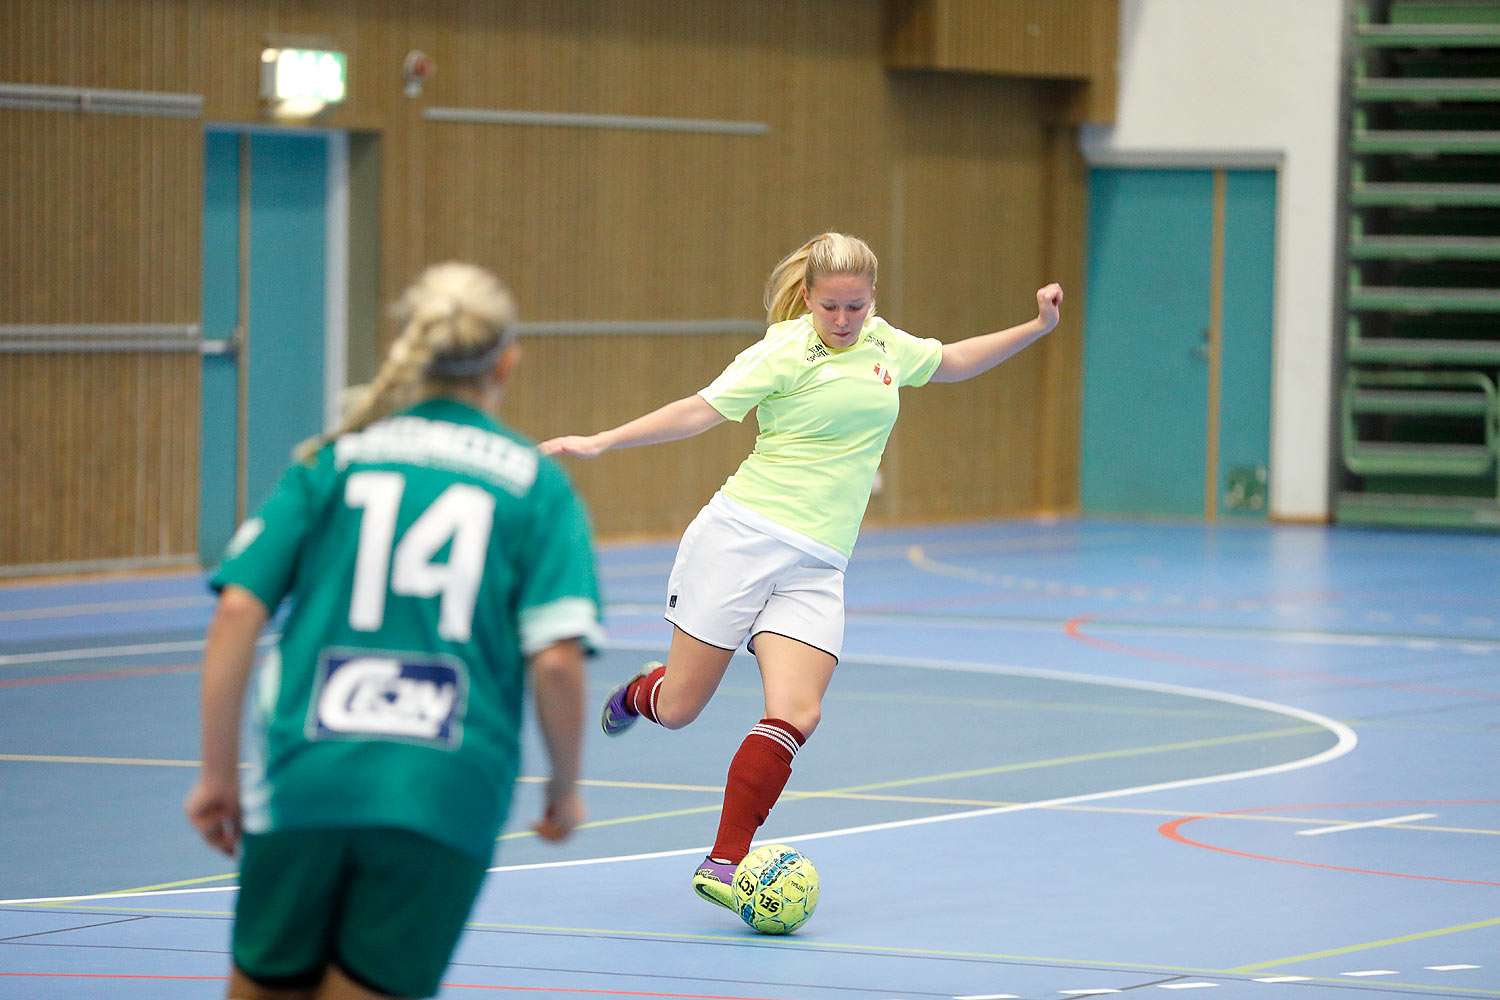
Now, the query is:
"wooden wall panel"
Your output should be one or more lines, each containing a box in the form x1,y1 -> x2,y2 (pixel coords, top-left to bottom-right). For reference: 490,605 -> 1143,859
885,0 -> 1118,124
402,0 -> 906,537
5,0 -> 1099,566
0,103 -> 200,571
500,333 -> 760,538
1035,123 -> 1089,512
401,0 -> 896,322
0,353 -> 199,569
0,111 -> 198,323
885,0 -> 1114,78
869,72 -> 1056,526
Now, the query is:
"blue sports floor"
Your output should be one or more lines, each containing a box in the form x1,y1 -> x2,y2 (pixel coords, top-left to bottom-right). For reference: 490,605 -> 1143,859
1,518 -> 1497,999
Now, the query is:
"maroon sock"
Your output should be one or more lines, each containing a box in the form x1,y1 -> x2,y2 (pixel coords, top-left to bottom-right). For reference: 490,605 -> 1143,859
625,664 -> 668,724
711,718 -> 807,864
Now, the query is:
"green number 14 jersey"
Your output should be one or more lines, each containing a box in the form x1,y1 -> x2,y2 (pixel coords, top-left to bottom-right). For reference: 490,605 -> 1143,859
212,399 -> 603,863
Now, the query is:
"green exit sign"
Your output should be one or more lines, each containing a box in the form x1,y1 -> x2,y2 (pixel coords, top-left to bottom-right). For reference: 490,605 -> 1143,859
260,48 -> 347,106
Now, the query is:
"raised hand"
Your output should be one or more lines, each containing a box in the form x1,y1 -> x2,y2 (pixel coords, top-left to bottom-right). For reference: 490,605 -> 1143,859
1036,283 -> 1064,331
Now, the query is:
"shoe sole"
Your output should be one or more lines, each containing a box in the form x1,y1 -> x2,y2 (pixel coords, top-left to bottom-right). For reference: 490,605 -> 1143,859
599,701 -> 636,736
692,878 -> 736,911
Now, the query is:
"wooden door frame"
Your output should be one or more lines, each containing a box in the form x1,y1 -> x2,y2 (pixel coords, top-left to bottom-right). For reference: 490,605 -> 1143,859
1079,144 -> 1283,520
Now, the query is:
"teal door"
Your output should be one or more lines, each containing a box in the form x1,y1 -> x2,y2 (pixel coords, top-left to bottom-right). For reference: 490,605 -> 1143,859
1080,168 -> 1276,518
200,129 -> 332,563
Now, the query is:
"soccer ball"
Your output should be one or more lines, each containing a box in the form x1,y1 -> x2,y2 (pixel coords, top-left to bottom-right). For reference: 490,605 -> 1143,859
732,844 -> 819,934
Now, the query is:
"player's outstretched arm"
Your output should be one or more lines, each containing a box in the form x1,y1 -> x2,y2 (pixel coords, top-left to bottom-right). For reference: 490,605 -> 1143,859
528,638 -> 587,842
539,394 -> 725,459
929,283 -> 1064,384
184,585 -> 269,856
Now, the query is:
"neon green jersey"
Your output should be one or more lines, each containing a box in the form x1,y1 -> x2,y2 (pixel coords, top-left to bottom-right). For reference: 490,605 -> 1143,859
211,399 -> 603,863
700,315 -> 943,559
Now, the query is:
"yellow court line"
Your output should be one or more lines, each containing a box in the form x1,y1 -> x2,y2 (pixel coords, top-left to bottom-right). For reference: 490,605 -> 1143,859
832,687 -> 1257,721
23,904 -> 237,917
8,899 -> 1500,993
497,804 -> 725,842
28,725 -> 1345,900
0,753 -> 203,767
520,776 -> 724,794
106,872 -> 239,892
75,790 -> 1499,905
464,919 -> 1222,974
820,724 -> 1325,796
32,871 -> 241,908
12,748 -> 1486,834
0,756 -> 727,792
907,544 -> 999,583
31,726 -> 1490,904
492,725 -> 1323,845
1226,915 -> 1500,973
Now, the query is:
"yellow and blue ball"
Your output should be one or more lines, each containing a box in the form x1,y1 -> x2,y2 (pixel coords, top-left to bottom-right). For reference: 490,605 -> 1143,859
732,844 -> 820,934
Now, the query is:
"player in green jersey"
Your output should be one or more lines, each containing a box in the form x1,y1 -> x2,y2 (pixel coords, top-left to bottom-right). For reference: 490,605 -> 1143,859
185,262 -> 603,1000
540,232 -> 1061,913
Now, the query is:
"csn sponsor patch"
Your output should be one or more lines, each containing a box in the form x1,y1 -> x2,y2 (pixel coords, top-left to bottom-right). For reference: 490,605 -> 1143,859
309,651 -> 466,747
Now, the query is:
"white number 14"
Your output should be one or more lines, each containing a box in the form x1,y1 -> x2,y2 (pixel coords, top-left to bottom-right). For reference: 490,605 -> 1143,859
344,471 -> 495,642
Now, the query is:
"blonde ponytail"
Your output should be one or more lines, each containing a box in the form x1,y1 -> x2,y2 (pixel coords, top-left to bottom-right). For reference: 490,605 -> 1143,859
763,232 -> 879,325
296,262 -> 517,462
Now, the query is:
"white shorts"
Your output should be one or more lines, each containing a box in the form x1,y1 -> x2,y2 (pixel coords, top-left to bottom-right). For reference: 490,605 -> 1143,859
664,495 -> 845,660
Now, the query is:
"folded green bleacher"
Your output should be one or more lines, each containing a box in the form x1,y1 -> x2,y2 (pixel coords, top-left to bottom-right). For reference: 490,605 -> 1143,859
1337,0 -> 1500,528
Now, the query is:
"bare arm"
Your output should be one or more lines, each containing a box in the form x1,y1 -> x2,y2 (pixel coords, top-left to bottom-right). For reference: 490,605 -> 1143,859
539,394 -> 725,459
930,284 -> 1064,384
183,585 -> 269,856
527,638 -> 588,842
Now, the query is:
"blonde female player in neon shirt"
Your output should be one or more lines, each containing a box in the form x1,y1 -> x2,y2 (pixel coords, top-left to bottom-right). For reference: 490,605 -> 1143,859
541,232 -> 1062,912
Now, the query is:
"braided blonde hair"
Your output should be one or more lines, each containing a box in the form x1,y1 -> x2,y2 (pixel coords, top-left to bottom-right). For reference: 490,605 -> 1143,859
763,232 -> 879,325
296,262 -> 518,462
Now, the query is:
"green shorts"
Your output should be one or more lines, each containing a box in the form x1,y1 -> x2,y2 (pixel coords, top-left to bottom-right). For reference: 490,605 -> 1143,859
233,827 -> 489,999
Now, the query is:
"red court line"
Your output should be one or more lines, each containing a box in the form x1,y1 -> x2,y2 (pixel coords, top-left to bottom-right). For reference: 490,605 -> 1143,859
0,973 -> 785,999
1064,614 -> 1500,699
1159,800 -> 1500,887
0,664 -> 199,689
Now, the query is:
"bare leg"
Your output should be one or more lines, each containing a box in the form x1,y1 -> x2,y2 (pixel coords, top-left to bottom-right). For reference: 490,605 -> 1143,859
652,626 -> 736,730
693,632 -> 836,889
751,632 -> 837,738
226,966 -> 317,1000
315,965 -> 402,1000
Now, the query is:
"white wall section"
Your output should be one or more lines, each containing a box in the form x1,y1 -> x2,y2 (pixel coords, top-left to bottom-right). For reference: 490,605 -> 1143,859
1081,0 -> 1346,520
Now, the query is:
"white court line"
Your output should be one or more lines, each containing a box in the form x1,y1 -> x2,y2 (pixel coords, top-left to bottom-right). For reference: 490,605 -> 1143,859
0,886 -> 234,905
0,634 -> 276,667
1158,984 -> 1218,990
1296,813 -> 1436,837
1252,977 -> 1309,983
0,596 -> 214,622
1427,965 -> 1480,971
0,645 -> 1357,906
1342,971 -> 1398,977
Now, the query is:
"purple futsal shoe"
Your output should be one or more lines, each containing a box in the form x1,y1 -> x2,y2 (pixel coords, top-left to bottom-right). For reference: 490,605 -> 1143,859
691,855 -> 738,911
599,662 -> 660,737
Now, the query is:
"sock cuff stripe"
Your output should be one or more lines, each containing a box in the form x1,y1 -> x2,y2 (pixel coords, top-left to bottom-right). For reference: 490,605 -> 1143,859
749,723 -> 801,759
761,717 -> 807,746
648,676 -> 664,722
